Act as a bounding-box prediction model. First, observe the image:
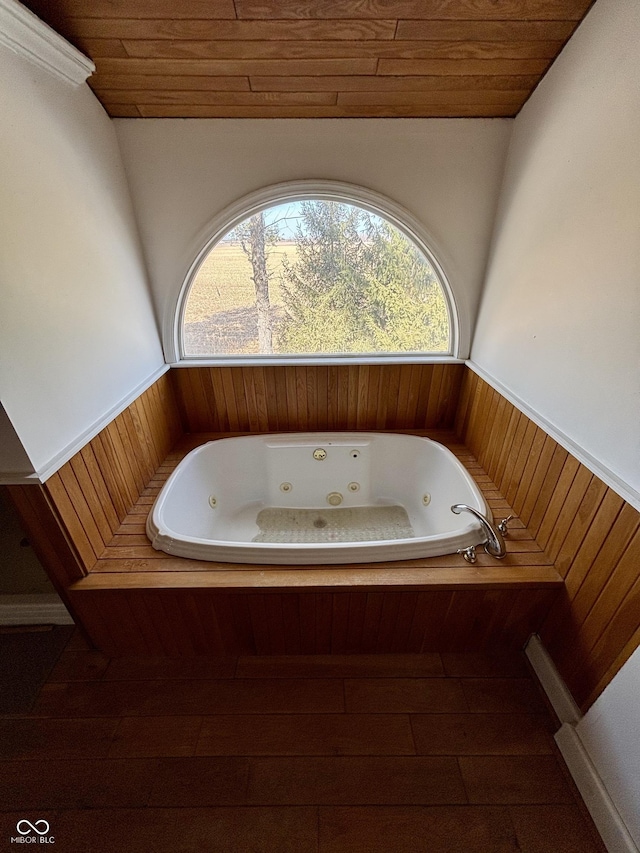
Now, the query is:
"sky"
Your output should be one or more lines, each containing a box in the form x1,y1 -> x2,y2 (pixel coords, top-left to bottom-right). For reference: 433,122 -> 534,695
222,200 -> 387,243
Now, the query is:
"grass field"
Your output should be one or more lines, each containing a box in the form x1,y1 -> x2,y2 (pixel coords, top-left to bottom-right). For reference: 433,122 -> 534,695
183,243 -> 298,355
185,243 -> 297,322
182,240 -> 449,357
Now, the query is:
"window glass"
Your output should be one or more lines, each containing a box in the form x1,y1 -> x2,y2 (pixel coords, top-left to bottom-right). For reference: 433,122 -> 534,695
182,199 -> 451,357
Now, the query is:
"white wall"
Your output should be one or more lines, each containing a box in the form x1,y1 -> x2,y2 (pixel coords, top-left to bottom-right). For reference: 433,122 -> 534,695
471,0 -> 640,509
114,118 -> 512,362
0,40 -> 164,479
577,645 -> 640,847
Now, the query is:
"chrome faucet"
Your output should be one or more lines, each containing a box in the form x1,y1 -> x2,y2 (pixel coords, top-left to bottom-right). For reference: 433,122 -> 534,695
451,504 -> 507,559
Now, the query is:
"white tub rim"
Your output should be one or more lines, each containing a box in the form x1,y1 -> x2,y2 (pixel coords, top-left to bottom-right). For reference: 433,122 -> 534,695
146,432 -> 491,564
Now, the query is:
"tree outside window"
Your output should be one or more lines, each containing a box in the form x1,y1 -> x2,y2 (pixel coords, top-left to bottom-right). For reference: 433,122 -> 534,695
182,199 -> 451,358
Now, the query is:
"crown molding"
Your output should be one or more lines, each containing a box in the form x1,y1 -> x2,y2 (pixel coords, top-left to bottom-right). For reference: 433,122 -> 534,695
0,0 -> 94,86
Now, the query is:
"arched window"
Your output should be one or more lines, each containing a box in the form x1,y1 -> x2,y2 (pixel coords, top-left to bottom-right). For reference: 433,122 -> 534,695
177,183 -> 457,361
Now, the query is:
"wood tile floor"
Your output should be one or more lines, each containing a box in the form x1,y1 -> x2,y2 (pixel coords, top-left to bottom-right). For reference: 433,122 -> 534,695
0,630 -> 606,852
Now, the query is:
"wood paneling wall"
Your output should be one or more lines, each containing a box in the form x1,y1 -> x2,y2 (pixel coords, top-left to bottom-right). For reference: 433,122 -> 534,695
171,363 -> 464,433
18,360 -> 638,693
5,483 -> 86,615
456,369 -> 640,710
65,425 -> 561,656
9,373 -> 183,580
68,587 -> 556,657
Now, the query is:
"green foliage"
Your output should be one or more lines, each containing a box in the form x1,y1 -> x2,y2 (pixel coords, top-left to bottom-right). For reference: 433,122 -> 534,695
277,201 -> 450,354
362,222 -> 450,352
183,200 -> 451,357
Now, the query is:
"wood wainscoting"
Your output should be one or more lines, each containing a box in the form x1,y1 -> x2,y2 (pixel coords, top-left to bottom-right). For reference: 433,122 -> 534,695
65,429 -> 561,657
9,362 -> 639,711
40,371 -> 182,574
170,363 -> 464,433
457,369 -> 640,710
67,586 -> 559,658
6,372 -> 182,579
6,363 -> 563,661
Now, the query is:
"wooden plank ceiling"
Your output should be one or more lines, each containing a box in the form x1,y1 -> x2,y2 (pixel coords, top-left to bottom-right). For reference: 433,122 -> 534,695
24,0 -> 594,118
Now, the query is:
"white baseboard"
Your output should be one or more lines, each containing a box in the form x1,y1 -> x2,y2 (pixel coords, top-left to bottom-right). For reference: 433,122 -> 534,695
526,634 -> 639,853
525,633 -> 582,724
556,724 -> 638,853
0,594 -> 74,626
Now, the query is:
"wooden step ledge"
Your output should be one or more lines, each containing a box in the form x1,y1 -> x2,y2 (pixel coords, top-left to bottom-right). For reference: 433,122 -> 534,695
71,564 -> 562,592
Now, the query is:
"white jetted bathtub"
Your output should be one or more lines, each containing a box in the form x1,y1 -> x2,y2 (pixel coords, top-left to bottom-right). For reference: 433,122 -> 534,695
146,432 -> 491,565
147,432 -> 491,565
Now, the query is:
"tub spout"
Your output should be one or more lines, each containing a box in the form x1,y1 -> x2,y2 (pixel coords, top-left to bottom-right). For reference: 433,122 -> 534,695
451,504 -> 506,559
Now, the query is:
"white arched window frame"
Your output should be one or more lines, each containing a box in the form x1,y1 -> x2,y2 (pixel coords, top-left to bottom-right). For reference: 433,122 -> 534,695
170,180 -> 461,365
